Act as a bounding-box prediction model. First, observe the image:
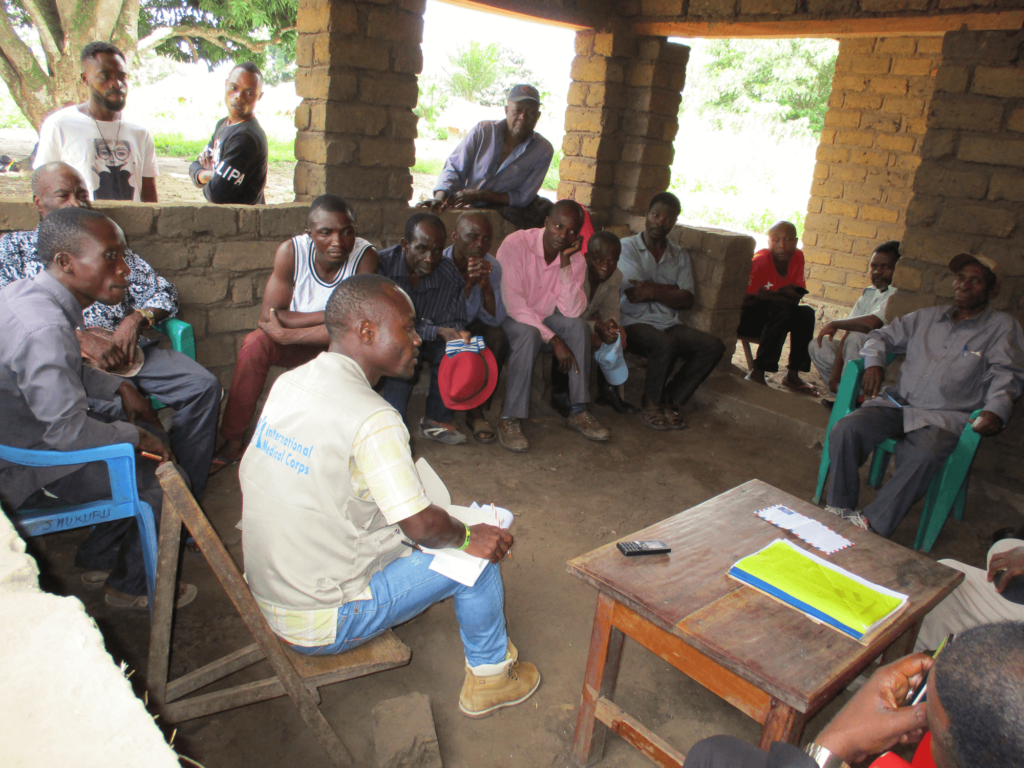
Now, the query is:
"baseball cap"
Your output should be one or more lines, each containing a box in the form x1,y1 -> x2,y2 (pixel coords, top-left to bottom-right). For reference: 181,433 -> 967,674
507,84 -> 541,104
438,345 -> 499,411
949,252 -> 1001,290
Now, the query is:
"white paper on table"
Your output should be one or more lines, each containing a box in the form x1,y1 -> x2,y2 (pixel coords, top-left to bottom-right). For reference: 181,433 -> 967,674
754,504 -> 852,555
414,458 -> 514,587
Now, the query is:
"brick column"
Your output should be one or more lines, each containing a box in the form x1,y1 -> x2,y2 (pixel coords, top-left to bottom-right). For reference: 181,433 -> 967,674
558,30 -> 687,227
802,36 -> 942,316
293,0 -> 422,241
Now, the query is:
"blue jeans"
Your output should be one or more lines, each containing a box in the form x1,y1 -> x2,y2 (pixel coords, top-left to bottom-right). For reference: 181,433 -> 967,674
290,550 -> 509,666
379,338 -> 453,424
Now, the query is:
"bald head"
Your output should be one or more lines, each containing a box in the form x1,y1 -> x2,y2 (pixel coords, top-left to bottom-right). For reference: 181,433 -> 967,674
551,199 -> 584,230
767,221 -> 798,261
324,274 -> 400,341
31,162 -> 91,218
452,211 -> 493,262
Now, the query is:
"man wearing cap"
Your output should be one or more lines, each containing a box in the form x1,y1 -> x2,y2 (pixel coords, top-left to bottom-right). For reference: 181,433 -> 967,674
378,212 -> 472,444
825,253 -> 1024,536
444,211 -> 508,443
419,84 -> 554,230
240,273 -> 541,719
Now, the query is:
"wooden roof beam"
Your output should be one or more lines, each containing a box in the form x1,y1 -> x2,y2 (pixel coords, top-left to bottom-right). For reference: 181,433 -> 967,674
634,12 -> 1024,39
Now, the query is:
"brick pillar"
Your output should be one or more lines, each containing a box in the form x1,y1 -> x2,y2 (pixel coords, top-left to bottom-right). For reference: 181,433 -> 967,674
558,30 -> 687,227
802,36 -> 942,317
293,0 -> 422,241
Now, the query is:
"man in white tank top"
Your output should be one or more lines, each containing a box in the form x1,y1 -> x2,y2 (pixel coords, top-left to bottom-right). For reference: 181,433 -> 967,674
211,195 -> 380,470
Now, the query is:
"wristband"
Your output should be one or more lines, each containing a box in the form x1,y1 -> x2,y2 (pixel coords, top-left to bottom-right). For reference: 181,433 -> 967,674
803,743 -> 850,768
457,522 -> 471,551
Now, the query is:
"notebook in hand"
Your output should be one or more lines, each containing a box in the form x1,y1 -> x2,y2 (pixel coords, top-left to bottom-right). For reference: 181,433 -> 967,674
729,539 -> 907,643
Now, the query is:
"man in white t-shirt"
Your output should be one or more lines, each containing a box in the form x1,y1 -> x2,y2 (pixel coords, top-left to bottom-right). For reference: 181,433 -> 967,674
210,194 -> 380,471
34,41 -> 158,203
810,241 -> 900,398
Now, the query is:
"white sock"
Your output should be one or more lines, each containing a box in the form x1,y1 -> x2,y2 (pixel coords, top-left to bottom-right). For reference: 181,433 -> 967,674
468,650 -> 513,677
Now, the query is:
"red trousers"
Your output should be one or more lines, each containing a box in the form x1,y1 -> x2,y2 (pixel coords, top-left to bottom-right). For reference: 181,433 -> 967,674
219,329 -> 323,441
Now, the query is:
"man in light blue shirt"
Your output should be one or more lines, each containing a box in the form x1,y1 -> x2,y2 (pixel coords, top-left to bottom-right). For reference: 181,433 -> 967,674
619,192 -> 726,430
443,212 -> 507,443
420,84 -> 554,230
810,241 -> 900,397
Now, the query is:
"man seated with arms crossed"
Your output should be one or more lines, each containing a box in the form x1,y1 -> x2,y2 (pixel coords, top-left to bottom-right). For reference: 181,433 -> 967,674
419,84 -> 554,230
378,213 -> 472,445
444,211 -> 509,443
0,207 -> 195,610
551,231 -> 638,416
826,254 -> 1024,534
685,621 -> 1023,768
738,221 -> 816,395
497,199 -> 610,451
240,274 -> 540,718
212,194 -> 378,469
619,192 -> 725,430
811,241 -> 900,403
0,162 -> 221,505
189,63 -> 269,205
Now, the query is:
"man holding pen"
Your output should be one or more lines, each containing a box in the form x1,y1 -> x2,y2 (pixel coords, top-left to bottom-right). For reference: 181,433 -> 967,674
825,254 -> 1024,536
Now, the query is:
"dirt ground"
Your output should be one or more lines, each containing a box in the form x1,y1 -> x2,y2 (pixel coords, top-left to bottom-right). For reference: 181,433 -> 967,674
25,364 -> 1018,768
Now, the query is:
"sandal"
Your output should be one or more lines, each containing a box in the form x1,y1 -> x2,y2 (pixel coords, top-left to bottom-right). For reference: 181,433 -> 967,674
639,405 -> 669,431
469,417 -> 497,444
664,408 -> 687,430
419,418 -> 468,445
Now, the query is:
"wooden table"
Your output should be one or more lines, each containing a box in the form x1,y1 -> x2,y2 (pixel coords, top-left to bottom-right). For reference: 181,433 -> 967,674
567,479 -> 964,768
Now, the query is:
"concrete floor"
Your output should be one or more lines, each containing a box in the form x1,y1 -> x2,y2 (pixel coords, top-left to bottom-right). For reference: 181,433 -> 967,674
26,367 -> 1021,768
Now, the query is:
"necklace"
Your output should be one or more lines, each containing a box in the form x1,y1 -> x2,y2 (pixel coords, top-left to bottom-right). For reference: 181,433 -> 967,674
88,106 -> 127,200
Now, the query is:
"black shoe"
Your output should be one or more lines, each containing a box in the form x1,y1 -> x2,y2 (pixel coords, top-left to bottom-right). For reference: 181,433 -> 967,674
596,384 -> 638,414
993,526 -> 1024,544
550,390 -> 571,419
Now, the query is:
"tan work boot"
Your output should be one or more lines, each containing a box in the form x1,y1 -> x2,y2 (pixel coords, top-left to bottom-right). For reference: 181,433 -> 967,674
498,417 -> 529,452
566,409 -> 610,441
459,643 -> 540,719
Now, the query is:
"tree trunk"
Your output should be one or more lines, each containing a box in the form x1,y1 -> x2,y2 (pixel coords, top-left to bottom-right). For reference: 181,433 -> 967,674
0,0 -> 140,131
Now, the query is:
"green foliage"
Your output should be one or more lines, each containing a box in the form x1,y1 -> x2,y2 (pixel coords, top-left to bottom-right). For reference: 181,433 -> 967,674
153,131 -> 295,163
443,41 -> 540,106
413,80 -> 451,141
412,156 -> 446,177
542,148 -> 561,191
0,86 -> 31,130
684,38 -> 837,136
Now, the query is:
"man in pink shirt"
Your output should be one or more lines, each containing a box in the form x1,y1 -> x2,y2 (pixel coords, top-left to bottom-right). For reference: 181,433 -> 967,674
497,200 -> 610,451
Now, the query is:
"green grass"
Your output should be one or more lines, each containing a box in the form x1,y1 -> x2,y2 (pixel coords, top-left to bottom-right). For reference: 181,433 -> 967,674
411,156 -> 446,176
153,132 -> 296,163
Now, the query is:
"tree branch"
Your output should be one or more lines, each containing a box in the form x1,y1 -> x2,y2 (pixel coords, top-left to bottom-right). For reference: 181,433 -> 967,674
138,25 -> 296,55
19,0 -> 61,66
0,10 -> 53,129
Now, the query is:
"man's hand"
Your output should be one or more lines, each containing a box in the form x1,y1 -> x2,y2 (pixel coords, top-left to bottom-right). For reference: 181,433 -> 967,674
117,381 -> 162,429
467,255 -> 492,283
815,654 -> 933,765
559,236 -> 583,269
448,189 -> 488,208
550,335 -> 578,374
861,365 -> 885,399
970,410 -> 1004,437
625,279 -> 658,303
136,427 -> 173,463
77,328 -> 129,371
817,321 -> 839,347
438,327 -> 472,343
464,523 -> 513,563
197,147 -> 213,170
988,546 -> 1024,592
112,311 -> 146,361
257,308 -> 291,345
417,197 -> 446,212
594,319 -> 621,346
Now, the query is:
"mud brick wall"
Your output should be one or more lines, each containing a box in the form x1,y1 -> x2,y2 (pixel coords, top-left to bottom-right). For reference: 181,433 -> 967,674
0,201 -> 515,393
802,36 -> 942,318
892,29 -> 1024,486
558,29 -> 688,227
293,0 -> 423,243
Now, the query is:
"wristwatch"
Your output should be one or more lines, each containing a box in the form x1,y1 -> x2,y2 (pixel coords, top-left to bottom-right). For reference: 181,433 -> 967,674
804,743 -> 850,768
136,308 -> 155,327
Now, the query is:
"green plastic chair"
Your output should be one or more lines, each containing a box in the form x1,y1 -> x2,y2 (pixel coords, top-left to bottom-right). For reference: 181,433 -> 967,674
813,356 -> 982,552
148,318 -> 196,409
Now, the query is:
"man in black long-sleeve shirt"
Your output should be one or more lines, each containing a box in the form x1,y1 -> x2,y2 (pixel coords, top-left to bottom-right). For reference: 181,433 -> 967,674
189,62 -> 268,205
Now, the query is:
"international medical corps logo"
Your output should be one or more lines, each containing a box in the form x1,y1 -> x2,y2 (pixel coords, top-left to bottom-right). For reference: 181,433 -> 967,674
251,415 -> 315,477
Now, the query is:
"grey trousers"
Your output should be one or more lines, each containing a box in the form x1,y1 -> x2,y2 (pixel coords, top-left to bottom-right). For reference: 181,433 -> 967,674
827,405 -> 960,537
89,339 -> 221,502
501,312 -> 590,419
685,735 -> 811,768
808,331 -> 868,392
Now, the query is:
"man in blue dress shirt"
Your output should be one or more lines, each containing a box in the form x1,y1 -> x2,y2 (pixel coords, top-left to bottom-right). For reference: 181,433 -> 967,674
419,84 -> 554,230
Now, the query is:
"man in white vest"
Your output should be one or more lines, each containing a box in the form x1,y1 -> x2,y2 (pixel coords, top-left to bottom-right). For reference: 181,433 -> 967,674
239,273 -> 541,718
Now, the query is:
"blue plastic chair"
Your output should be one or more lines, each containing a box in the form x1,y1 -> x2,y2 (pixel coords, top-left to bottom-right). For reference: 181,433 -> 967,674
813,356 -> 983,552
0,442 -> 159,606
148,318 -> 196,410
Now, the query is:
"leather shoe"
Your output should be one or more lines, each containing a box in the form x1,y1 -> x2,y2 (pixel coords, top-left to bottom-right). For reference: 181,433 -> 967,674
596,383 -> 638,415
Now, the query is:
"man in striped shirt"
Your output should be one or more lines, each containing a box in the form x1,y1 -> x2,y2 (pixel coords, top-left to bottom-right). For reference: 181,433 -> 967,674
378,213 -> 472,445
